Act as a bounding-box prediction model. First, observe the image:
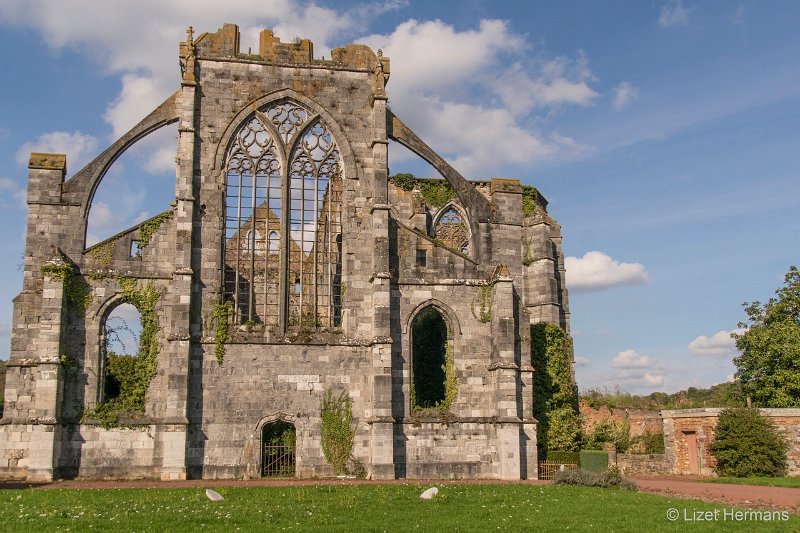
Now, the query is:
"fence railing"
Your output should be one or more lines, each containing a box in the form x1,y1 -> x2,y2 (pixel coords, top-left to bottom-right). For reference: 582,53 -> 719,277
262,445 -> 295,477
538,461 -> 578,481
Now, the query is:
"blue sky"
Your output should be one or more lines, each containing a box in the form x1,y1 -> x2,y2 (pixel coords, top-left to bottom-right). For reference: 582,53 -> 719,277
0,1 -> 798,393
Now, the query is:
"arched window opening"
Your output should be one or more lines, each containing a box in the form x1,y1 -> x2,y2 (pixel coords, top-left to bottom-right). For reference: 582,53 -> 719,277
433,206 -> 469,255
102,303 -> 142,401
224,100 -> 342,329
268,230 -> 279,253
87,123 -> 178,246
261,421 -> 296,477
411,308 -> 451,410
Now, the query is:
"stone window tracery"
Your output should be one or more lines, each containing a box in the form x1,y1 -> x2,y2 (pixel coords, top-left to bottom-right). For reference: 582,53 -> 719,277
433,205 -> 469,255
224,100 -> 342,328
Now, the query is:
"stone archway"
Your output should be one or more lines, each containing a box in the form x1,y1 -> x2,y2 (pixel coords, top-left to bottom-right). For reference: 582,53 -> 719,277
261,420 -> 296,477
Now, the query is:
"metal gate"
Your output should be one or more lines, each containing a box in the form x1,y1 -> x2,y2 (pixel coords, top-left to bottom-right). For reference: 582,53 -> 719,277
261,444 -> 295,477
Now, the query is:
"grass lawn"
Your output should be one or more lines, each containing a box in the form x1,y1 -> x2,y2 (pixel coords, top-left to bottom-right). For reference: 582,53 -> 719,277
1,484 -> 797,532
705,476 -> 800,489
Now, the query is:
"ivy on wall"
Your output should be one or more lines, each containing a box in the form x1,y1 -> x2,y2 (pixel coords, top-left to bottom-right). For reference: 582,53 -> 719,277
521,185 -> 547,217
137,210 -> 174,254
531,323 -> 580,453
471,285 -> 493,323
320,388 -> 356,475
83,278 -> 162,428
212,301 -> 232,364
390,173 -> 456,208
41,262 -> 92,312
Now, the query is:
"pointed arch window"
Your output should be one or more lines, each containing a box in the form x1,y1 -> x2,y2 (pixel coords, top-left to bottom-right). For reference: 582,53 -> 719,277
224,100 -> 342,329
433,205 -> 469,255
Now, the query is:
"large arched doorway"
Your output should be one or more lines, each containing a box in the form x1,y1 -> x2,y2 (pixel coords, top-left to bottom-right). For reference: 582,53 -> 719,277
411,307 -> 451,410
261,421 -> 296,477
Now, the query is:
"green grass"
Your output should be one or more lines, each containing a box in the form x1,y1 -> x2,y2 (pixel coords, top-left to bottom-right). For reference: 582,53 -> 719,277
0,484 -> 797,532
705,476 -> 800,488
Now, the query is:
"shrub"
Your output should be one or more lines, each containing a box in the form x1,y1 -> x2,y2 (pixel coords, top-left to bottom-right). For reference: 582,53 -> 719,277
553,466 -> 636,490
630,431 -> 665,454
545,450 -> 580,466
710,407 -> 788,477
582,419 -> 631,453
579,450 -> 609,472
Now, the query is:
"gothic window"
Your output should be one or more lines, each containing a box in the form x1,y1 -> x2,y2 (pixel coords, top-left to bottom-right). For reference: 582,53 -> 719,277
411,307 -> 449,409
433,205 -> 469,254
267,231 -> 279,253
224,100 -> 342,328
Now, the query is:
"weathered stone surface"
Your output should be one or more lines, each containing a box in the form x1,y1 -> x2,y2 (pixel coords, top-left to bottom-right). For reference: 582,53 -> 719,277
0,24 -> 572,482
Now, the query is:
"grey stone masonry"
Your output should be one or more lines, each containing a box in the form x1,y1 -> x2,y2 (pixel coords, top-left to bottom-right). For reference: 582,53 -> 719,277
0,24 -> 572,481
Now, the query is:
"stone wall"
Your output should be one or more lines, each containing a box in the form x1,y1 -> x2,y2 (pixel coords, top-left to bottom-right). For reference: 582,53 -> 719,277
580,401 -> 663,438
616,453 -> 670,477
662,408 -> 800,476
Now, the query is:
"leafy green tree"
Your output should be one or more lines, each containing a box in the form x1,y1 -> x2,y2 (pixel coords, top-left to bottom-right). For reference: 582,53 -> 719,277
710,407 -> 788,477
733,266 -> 800,407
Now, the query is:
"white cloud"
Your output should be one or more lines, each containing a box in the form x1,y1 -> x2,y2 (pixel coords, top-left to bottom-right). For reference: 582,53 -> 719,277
16,131 -> 99,174
492,55 -> 598,115
361,19 -> 596,176
565,251 -> 649,292
0,1 -> 404,141
659,0 -> 691,27
612,81 -> 640,110
104,74 -> 170,139
574,356 -> 591,368
607,349 -> 667,389
612,349 -> 655,369
2,3 -> 597,181
688,329 -> 744,357
0,178 -> 27,210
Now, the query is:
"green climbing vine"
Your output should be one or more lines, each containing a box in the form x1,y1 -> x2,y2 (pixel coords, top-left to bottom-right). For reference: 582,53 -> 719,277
212,301 -> 232,364
442,334 -> 457,410
531,323 -> 580,453
522,237 -> 535,266
87,239 -> 116,269
137,210 -> 174,255
390,172 -> 417,191
389,173 -> 456,208
320,388 -> 356,476
472,285 -> 493,323
521,185 -> 547,217
41,262 -> 92,312
83,277 -> 162,428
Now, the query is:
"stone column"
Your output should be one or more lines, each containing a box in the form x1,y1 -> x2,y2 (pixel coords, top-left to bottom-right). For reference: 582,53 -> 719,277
489,271 -> 523,479
26,260 -> 68,481
157,64 -> 197,481
368,93 -> 395,479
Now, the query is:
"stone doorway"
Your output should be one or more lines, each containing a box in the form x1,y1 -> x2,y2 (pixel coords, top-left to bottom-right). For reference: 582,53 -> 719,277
261,421 -> 296,477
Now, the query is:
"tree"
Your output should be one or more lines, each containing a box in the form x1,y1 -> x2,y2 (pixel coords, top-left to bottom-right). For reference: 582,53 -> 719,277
733,266 -> 800,407
709,407 -> 788,477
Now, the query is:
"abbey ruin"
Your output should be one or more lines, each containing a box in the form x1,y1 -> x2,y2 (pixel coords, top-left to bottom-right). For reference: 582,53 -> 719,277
0,24 -> 571,481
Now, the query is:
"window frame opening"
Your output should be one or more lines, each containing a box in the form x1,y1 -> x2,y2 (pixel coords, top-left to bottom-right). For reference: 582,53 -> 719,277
223,99 -> 343,331
410,307 -> 456,412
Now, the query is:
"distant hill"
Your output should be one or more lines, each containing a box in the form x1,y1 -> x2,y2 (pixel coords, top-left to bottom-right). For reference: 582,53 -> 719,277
581,381 -> 745,411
